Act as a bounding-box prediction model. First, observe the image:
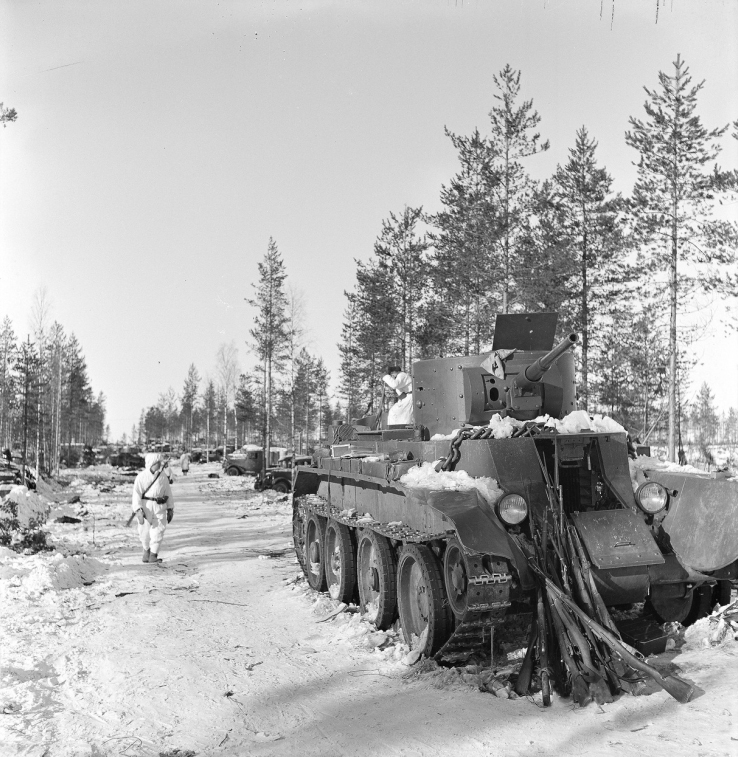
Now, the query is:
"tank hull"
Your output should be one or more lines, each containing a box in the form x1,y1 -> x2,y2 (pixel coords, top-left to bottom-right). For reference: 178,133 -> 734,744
294,426 -> 735,659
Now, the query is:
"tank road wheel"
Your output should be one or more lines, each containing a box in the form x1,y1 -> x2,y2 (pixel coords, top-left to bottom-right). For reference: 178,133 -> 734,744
292,502 -> 308,578
647,585 -> 695,624
443,538 -> 470,619
305,513 -> 327,591
397,544 -> 453,657
324,520 -> 358,603
357,530 -> 397,630
683,584 -> 715,626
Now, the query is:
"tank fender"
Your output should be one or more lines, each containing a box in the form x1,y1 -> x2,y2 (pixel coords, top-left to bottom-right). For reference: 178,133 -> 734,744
403,487 -> 515,562
645,471 -> 738,573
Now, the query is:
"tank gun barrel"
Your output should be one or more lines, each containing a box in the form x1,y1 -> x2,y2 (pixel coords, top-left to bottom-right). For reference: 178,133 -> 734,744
516,332 -> 579,388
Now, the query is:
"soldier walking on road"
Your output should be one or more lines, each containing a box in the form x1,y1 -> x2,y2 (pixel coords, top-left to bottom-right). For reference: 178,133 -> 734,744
180,451 -> 190,475
131,453 -> 174,564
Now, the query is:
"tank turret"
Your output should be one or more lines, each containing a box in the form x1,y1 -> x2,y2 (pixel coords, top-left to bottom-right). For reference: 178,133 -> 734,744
412,316 -> 579,436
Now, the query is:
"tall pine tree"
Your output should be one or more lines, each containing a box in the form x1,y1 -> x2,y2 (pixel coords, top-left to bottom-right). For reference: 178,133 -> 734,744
247,238 -> 289,470
626,55 -> 738,460
488,64 -> 549,313
551,126 -> 625,408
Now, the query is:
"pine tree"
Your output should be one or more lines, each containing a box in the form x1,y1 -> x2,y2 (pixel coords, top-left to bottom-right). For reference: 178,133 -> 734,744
338,297 -> 362,422
488,64 -> 550,313
627,302 -> 670,440
625,54 -> 738,460
341,260 -> 395,415
295,348 -> 318,452
691,382 -> 718,446
373,206 -> 429,367
0,316 -> 18,450
551,127 -> 625,408
235,374 -> 256,444
313,357 -> 330,447
202,380 -> 217,461
247,238 -> 289,471
514,180 -> 576,319
430,128 -> 500,355
63,334 -> 91,465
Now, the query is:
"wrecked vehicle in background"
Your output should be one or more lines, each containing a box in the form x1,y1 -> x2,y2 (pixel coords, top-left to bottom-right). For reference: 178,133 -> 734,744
291,312 -> 737,665
223,445 -> 288,476
255,455 -> 312,493
106,447 -> 145,469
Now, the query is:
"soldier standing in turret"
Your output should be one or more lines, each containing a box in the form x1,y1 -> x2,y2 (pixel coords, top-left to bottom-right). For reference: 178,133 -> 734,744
382,366 -> 414,426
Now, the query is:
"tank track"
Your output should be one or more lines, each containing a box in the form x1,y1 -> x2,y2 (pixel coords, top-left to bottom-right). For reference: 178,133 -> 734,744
295,494 -> 512,664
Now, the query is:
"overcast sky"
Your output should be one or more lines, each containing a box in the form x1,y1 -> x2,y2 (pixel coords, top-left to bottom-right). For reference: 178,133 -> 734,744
1,0 -> 737,439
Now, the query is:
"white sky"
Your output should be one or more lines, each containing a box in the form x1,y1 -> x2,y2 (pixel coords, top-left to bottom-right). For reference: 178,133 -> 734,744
1,0 -> 737,439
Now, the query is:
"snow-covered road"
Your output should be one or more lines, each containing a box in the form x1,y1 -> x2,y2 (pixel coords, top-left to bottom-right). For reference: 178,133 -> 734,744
1,465 -> 736,756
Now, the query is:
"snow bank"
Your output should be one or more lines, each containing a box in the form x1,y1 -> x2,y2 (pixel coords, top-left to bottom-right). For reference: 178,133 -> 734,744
400,462 -> 504,506
23,553 -> 106,594
683,600 -> 738,650
0,485 -> 50,529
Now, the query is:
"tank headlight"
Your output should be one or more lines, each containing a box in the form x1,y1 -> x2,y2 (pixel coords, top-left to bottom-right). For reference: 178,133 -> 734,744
636,482 -> 668,514
497,494 -> 528,525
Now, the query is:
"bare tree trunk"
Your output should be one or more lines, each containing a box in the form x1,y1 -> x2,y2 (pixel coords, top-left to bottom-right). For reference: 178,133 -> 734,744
304,362 -> 310,453
35,342 -> 42,478
54,350 -> 62,476
265,354 -> 272,475
580,215 -> 589,411
668,203 -> 678,462
21,338 -> 30,484
206,412 -> 210,463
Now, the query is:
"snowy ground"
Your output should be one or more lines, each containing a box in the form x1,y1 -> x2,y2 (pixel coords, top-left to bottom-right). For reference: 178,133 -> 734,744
1,463 -> 736,757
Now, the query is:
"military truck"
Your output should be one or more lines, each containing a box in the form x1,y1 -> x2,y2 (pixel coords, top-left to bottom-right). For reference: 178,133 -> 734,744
291,313 -> 736,661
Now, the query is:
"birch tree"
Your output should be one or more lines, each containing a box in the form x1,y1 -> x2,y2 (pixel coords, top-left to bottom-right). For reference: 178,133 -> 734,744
181,364 -> 200,450
215,342 -> 239,449
202,379 -> 217,461
282,288 -> 307,453
0,317 -> 17,449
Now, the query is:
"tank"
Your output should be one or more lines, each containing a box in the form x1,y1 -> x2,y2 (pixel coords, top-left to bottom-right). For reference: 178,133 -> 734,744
292,312 -> 737,662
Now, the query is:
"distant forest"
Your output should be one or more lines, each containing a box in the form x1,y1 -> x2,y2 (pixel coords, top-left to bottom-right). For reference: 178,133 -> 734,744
0,296 -> 107,473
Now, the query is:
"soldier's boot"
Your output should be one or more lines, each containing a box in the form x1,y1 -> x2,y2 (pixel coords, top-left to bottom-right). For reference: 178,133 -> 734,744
142,548 -> 150,563
148,552 -> 162,564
